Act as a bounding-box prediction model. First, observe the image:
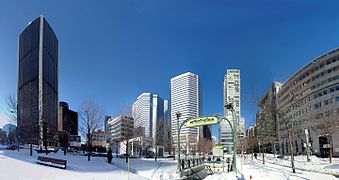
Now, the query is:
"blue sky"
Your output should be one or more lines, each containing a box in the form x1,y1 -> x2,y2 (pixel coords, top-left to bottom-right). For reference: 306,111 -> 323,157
1,0 -> 339,139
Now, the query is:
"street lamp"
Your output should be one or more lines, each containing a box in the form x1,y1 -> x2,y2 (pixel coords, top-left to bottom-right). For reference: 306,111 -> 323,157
304,129 -> 311,162
176,111 -> 182,172
225,103 -> 237,173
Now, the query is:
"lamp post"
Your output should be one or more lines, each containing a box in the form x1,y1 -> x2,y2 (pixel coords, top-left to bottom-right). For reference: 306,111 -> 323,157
305,129 -> 310,162
225,103 -> 237,173
176,111 -> 182,172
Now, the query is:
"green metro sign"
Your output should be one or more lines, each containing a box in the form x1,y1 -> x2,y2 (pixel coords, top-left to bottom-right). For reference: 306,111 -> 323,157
185,116 -> 218,128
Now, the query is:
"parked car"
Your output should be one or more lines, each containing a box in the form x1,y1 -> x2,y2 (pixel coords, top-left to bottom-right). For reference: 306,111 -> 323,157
164,155 -> 174,158
277,155 -> 289,160
118,154 -> 128,158
7,145 -> 18,150
145,154 -> 154,159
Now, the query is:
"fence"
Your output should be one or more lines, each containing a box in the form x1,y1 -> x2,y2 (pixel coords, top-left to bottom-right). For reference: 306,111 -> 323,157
180,157 -> 205,170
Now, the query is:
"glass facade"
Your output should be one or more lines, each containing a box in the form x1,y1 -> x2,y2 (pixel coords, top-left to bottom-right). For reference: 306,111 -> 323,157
59,102 -> 78,136
17,16 -> 58,145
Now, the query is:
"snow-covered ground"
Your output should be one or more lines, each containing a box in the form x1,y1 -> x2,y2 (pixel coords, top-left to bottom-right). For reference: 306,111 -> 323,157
111,156 -> 177,179
252,153 -> 339,175
205,157 -> 339,180
0,147 -> 176,180
2,147 -> 339,180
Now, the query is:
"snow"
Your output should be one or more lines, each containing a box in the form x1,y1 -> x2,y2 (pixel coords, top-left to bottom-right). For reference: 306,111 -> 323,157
0,147 -> 179,180
0,148 -> 148,180
253,153 -> 339,175
2,148 -> 339,180
111,157 -> 177,179
204,157 -> 339,180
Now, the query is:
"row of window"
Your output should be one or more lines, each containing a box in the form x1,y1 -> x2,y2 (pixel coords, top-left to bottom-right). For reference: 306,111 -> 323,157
313,85 -> 339,99
312,75 -> 339,90
279,95 -> 339,123
280,64 -> 339,103
314,96 -> 339,109
311,65 -> 338,81
279,54 -> 339,98
279,74 -> 339,109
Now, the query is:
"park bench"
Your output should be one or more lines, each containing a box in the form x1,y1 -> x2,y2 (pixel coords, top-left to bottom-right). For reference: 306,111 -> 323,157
36,156 -> 67,169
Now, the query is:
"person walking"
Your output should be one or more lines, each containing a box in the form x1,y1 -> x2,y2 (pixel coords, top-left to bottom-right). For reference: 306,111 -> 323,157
107,148 -> 113,164
226,157 -> 231,172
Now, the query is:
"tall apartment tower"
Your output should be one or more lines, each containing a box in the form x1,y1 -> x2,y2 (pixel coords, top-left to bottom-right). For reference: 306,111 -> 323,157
17,16 -> 59,147
132,93 -> 166,145
219,69 -> 241,152
171,72 -> 207,154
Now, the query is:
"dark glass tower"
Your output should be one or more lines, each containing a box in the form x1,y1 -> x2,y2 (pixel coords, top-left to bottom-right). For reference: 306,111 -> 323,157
17,16 -> 58,147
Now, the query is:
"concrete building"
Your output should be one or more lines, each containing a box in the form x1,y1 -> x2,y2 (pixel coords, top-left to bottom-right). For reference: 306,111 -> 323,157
132,93 -> 167,146
105,115 -> 134,143
91,130 -> 106,148
277,48 -> 339,157
256,82 -> 282,153
17,16 -> 59,147
170,72 -> 210,154
105,115 -> 134,154
219,69 -> 241,152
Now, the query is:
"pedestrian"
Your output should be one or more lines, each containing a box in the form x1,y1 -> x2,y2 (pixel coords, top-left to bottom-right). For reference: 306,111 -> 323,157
226,157 -> 230,172
107,148 -> 113,164
254,153 -> 257,160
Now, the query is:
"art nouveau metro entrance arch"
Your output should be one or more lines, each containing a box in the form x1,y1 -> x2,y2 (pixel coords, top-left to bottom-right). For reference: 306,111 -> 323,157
175,113 -> 238,175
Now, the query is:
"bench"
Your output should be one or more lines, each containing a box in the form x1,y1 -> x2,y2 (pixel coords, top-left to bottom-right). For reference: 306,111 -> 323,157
36,156 -> 67,169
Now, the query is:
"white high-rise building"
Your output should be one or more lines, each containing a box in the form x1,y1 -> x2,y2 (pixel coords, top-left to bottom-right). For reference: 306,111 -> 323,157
239,117 -> 245,139
219,69 -> 241,152
132,93 -> 166,145
132,93 -> 152,138
171,72 -> 201,154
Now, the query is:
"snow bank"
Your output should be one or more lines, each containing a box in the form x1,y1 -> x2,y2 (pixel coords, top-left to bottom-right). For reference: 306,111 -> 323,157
0,148 -> 147,180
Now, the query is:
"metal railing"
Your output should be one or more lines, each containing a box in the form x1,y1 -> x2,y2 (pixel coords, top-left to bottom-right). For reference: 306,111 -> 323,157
180,157 -> 205,170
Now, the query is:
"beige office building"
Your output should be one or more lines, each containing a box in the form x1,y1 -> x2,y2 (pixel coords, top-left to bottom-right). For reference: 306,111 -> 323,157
277,48 -> 339,157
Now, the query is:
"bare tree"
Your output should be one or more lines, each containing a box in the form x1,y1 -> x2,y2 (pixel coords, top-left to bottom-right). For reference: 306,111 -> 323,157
154,117 -> 170,161
133,126 -> 144,158
79,100 -> 104,161
251,86 -> 274,164
116,116 -> 134,163
119,105 -> 138,163
5,93 -> 21,152
314,99 -> 339,163
276,92 -> 297,173
197,138 -> 213,155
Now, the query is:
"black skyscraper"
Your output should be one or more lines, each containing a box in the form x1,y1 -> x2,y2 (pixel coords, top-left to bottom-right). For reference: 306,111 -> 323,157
17,16 -> 58,147
58,101 -> 78,136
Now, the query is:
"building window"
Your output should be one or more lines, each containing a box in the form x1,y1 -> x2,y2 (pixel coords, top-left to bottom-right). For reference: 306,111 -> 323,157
330,88 -> 335,93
